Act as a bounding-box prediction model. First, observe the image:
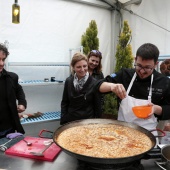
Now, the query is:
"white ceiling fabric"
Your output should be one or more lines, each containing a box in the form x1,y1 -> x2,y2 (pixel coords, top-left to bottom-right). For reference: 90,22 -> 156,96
0,0 -> 113,77
121,0 -> 170,57
1,0 -> 170,78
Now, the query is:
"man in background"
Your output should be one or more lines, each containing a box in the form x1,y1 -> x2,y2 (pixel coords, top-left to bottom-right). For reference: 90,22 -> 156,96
0,43 -> 27,138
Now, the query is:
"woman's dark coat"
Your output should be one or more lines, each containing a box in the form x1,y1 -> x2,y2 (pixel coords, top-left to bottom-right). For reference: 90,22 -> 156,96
60,75 -> 101,125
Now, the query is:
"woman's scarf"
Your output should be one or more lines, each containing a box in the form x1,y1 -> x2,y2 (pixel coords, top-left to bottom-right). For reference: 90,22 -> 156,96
73,72 -> 89,91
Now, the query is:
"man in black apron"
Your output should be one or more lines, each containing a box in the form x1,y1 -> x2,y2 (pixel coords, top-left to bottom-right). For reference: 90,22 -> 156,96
98,43 -> 170,131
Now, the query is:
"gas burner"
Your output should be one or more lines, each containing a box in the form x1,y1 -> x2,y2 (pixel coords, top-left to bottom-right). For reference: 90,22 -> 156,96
155,160 -> 169,170
76,160 -> 144,170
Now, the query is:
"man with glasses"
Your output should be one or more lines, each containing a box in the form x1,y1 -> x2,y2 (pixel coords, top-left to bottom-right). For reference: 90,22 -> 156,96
97,43 -> 170,131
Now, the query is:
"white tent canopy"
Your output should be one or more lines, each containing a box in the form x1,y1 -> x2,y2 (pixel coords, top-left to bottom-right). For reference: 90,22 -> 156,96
1,0 -> 170,113
0,0 -> 116,77
120,0 -> 170,56
0,0 -> 170,78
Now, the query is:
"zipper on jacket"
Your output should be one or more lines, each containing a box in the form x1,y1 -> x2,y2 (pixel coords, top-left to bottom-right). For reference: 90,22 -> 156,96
84,94 -> 86,100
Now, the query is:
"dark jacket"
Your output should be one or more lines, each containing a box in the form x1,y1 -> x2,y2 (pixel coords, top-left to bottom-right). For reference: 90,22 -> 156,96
91,70 -> 104,80
91,70 -> 104,112
97,68 -> 170,121
60,75 -> 102,125
2,69 -> 27,134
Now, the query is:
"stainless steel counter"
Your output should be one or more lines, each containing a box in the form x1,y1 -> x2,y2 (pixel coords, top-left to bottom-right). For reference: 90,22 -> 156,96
0,120 -> 162,170
0,150 -> 161,170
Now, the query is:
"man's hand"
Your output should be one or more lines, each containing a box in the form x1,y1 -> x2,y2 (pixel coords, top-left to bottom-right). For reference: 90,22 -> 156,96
110,83 -> 126,99
99,82 -> 126,99
17,105 -> 25,113
148,103 -> 162,116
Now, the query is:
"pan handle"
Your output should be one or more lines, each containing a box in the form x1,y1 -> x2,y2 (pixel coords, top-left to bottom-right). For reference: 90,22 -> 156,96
38,129 -> 54,139
150,128 -> 166,138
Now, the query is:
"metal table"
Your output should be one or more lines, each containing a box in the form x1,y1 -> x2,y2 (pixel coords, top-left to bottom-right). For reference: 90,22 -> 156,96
0,150 -> 161,170
0,119 -> 162,170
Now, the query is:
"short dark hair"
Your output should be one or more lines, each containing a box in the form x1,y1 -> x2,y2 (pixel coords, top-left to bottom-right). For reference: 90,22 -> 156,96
0,43 -> 10,57
136,43 -> 159,63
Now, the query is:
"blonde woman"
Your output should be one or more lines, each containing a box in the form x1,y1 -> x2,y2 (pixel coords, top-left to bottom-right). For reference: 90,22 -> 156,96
60,52 -> 102,125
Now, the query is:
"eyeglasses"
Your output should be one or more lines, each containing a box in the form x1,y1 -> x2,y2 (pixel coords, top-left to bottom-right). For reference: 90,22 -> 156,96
134,64 -> 154,72
90,50 -> 102,56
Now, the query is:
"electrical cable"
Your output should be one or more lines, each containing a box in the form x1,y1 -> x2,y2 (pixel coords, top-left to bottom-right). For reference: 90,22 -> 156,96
122,7 -> 170,33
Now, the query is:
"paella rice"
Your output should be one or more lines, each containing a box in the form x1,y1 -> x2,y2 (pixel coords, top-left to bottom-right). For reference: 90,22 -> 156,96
56,124 -> 153,158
